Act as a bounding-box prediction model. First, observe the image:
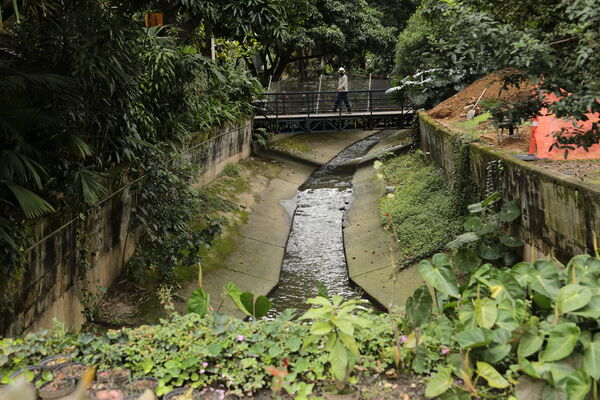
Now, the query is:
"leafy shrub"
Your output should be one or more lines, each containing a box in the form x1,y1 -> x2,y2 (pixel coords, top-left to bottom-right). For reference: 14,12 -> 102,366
412,250 -> 600,399
448,191 -> 524,271
0,310 -> 410,398
220,163 -> 241,178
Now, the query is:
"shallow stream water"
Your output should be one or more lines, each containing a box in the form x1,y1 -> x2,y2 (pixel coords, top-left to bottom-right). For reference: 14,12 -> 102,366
268,130 -> 391,314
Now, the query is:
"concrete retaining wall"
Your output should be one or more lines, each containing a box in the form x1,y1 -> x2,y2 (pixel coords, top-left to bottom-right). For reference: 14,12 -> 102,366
1,119 -> 252,336
420,112 -> 600,262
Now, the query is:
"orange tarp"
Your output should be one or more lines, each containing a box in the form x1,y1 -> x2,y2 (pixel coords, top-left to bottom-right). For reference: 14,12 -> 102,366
530,92 -> 600,160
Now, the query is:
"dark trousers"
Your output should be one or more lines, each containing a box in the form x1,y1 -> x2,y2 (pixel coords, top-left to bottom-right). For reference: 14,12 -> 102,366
333,92 -> 351,112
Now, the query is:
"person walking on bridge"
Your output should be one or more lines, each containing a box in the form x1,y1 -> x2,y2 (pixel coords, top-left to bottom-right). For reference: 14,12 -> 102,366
333,67 -> 351,113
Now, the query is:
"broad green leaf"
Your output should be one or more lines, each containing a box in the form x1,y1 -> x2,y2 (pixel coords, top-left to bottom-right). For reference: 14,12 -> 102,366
446,232 -> 479,249
476,361 -> 509,388
511,262 -> 534,287
483,344 -> 511,364
224,281 -> 245,313
240,292 -> 254,316
455,249 -> 481,274
530,261 -> 560,299
500,234 -> 524,247
299,307 -> 331,320
583,333 -> 600,379
432,253 -> 452,267
566,255 -> 600,287
533,293 -> 552,310
489,271 -> 524,301
207,343 -> 222,356
463,216 -> 483,231
477,221 -> 500,235
515,376 -> 544,400
473,298 -> 497,328
497,200 -> 521,222
142,359 -> 154,374
254,295 -> 272,319
478,243 -> 501,260
549,361 -> 574,387
570,296 -> 600,319
565,369 -> 591,400
406,285 -> 432,327
541,385 -> 567,400
519,356 -> 550,379
540,322 -> 580,362
338,332 -> 359,357
556,284 -> 591,314
458,302 -> 476,330
481,191 -> 501,206
456,327 -> 493,349
332,318 -> 354,336
518,328 -> 544,358
418,259 -> 459,297
493,327 -> 512,344
310,321 -> 332,335
330,339 -> 348,383
496,298 -> 525,331
503,251 -> 520,267
306,296 -> 331,306
187,288 -> 210,317
425,366 -> 453,398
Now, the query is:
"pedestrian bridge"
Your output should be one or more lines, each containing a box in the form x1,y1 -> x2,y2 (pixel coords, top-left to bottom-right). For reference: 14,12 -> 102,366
253,89 -> 415,134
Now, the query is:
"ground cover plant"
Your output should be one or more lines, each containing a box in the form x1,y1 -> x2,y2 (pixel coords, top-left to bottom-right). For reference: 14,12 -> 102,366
0,306 -> 419,398
377,150 -> 464,269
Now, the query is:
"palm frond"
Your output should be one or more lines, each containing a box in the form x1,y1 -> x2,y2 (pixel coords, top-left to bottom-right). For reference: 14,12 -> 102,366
72,168 -> 107,204
0,151 -> 47,189
1,180 -> 55,218
0,216 -> 17,249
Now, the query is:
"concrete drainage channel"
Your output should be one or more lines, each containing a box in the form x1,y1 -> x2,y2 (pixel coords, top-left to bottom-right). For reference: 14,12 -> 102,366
267,130 -> 411,314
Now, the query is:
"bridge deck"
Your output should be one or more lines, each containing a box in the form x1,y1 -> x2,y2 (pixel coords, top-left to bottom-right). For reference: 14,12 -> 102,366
254,109 -> 413,120
253,89 -> 414,133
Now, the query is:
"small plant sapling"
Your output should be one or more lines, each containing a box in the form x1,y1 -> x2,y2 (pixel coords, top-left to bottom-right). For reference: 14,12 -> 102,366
299,295 -> 372,391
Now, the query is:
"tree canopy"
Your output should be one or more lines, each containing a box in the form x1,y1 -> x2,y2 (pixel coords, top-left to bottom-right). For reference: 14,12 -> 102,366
393,0 -> 599,149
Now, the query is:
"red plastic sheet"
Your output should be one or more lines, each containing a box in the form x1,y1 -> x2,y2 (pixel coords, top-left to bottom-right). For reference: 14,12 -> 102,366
530,92 -> 600,160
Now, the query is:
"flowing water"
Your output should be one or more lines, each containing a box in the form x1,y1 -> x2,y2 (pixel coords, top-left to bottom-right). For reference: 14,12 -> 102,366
268,130 -> 391,314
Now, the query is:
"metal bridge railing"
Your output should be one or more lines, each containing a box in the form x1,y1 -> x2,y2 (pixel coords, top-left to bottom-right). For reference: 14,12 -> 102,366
253,89 -> 408,117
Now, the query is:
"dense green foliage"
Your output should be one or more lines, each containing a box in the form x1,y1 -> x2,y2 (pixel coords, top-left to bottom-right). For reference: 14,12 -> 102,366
392,0 -> 600,149
378,151 -> 463,268
0,0 -> 261,324
0,309 -> 426,398
411,250 -> 600,399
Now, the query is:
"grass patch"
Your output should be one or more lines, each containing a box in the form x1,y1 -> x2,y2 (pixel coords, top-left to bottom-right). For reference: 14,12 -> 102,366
450,111 -> 491,135
379,151 -> 464,266
269,135 -> 311,155
220,162 -> 241,177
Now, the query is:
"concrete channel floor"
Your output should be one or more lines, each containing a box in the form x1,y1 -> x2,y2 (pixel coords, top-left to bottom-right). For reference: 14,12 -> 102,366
344,130 -> 425,310
191,130 -> 379,317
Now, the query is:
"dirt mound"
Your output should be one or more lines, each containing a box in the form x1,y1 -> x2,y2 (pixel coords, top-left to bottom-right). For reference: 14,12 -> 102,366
428,69 -> 532,120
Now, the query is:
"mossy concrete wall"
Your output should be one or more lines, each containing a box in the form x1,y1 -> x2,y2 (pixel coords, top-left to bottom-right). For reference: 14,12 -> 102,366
420,112 -> 600,262
2,120 -> 252,336
188,121 -> 253,185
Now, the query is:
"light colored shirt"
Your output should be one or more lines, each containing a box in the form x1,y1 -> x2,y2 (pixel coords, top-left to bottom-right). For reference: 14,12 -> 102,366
337,74 -> 348,92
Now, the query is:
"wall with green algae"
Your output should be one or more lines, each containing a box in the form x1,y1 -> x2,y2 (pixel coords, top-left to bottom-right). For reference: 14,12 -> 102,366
3,119 -> 253,337
419,112 -> 600,262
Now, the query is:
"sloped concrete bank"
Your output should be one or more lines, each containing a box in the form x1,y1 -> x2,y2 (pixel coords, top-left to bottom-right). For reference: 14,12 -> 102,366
343,131 -> 425,310
419,112 -> 600,262
183,130 -> 379,317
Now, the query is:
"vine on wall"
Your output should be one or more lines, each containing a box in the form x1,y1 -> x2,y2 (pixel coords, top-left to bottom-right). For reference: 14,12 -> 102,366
450,134 -> 479,215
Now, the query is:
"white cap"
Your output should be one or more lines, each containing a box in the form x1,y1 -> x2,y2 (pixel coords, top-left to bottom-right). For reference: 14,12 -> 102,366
338,67 -> 345,72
